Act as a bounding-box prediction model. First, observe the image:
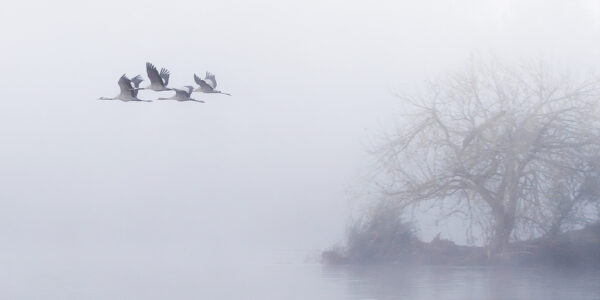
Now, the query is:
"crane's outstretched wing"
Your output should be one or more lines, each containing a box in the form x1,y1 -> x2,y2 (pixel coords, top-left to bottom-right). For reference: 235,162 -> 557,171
183,86 -> 194,96
117,74 -> 134,96
204,72 -> 217,89
160,68 -> 170,86
194,73 -> 203,86
131,75 -> 143,87
130,75 -> 144,97
146,62 -> 163,86
199,80 -> 213,91
194,73 -> 213,92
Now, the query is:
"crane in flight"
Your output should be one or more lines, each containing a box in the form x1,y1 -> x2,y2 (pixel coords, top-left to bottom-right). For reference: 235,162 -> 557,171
194,72 -> 231,96
98,74 -> 151,102
157,86 -> 205,103
134,62 -> 172,92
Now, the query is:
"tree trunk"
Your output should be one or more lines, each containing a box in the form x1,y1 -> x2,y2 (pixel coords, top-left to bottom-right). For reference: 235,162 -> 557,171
491,208 -> 515,254
490,155 -> 519,254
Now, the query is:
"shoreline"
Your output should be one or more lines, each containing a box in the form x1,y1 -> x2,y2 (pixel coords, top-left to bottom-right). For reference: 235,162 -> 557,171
322,223 -> 600,268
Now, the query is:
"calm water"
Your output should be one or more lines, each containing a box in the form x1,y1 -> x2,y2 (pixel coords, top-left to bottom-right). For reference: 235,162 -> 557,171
1,246 -> 599,299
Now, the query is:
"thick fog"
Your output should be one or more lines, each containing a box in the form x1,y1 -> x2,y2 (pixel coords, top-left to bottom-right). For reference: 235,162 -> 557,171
1,0 -> 600,297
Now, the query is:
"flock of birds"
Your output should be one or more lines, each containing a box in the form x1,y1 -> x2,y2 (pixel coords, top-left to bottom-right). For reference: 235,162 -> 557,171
99,62 -> 231,103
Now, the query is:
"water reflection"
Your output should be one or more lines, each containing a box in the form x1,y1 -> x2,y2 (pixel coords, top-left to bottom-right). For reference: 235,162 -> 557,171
322,264 -> 600,300
1,246 -> 598,299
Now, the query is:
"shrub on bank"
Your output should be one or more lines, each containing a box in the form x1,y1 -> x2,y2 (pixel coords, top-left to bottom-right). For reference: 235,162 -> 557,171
323,201 -> 416,264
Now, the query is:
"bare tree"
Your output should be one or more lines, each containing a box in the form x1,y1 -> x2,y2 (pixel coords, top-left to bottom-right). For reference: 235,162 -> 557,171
375,59 -> 600,254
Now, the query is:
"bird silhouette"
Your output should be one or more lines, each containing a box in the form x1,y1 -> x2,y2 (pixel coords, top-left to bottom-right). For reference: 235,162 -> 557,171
194,72 -> 231,96
98,74 -> 151,102
157,86 -> 205,103
134,62 -> 172,92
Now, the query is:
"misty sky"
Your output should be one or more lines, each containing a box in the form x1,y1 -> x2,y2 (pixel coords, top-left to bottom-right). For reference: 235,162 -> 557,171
1,0 -> 600,255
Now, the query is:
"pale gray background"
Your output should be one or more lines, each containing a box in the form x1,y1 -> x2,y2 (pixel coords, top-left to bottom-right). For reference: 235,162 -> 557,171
1,0 -> 600,298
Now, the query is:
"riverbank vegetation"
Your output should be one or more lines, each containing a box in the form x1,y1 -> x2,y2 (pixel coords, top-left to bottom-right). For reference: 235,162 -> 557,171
324,58 -> 600,267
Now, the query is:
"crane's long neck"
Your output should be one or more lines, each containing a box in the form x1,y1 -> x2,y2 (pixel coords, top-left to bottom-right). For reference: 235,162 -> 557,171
217,91 -> 231,96
98,97 -> 115,100
157,97 -> 174,100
